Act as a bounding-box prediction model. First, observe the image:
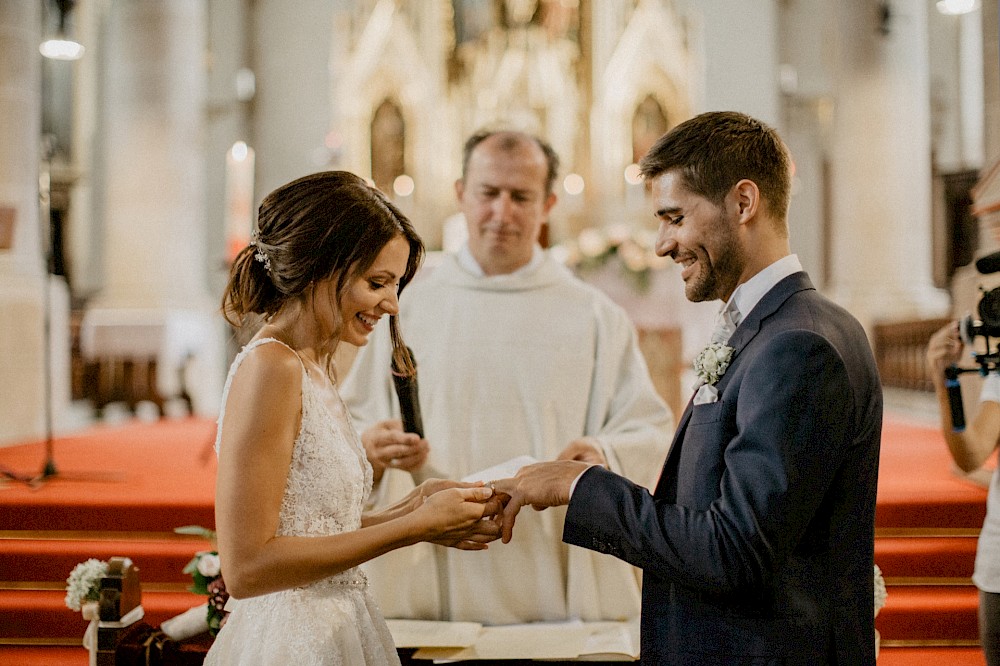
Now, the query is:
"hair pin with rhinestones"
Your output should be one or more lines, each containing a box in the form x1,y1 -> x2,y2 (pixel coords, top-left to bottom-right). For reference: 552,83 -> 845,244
249,230 -> 271,272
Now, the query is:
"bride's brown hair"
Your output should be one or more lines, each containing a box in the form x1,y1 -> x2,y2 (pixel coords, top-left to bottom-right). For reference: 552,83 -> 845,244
222,171 -> 424,376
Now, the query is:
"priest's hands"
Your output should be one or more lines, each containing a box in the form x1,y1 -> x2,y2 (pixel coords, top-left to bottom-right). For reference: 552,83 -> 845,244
556,437 -> 608,467
490,461 -> 592,544
361,419 -> 429,482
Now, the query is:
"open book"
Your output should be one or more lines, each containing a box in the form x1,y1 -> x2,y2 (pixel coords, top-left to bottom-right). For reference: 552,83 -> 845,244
386,619 -> 640,662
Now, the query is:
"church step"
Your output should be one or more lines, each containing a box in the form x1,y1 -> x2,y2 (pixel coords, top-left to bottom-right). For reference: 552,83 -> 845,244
877,645 -> 987,665
876,585 -> 981,642
0,646 -> 89,665
0,645 -> 988,666
0,501 -> 216,534
0,535 -> 211,584
0,588 -> 205,641
875,536 -> 978,579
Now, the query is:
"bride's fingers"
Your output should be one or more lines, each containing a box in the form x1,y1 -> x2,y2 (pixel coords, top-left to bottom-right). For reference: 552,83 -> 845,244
455,486 -> 494,502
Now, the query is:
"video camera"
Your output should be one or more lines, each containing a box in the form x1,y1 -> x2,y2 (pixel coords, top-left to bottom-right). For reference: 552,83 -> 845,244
944,250 -> 1000,431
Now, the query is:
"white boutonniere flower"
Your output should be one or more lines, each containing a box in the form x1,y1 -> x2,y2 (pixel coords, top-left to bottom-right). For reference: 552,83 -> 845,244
693,342 -> 734,387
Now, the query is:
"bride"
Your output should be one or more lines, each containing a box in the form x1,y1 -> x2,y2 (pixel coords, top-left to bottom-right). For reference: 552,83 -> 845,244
206,171 -> 502,665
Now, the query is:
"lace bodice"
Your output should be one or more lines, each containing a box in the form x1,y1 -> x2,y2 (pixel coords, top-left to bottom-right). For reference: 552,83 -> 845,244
215,337 -> 373,544
207,338 -> 398,665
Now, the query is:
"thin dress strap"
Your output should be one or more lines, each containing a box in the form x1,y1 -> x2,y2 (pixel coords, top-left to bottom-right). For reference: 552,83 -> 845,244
214,337 -> 305,454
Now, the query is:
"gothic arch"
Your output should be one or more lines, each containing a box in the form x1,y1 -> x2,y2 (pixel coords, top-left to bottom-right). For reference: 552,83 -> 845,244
632,94 -> 669,164
370,98 -> 406,195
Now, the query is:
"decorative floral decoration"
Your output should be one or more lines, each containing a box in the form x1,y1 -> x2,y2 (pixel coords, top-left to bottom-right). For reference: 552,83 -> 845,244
65,558 -> 109,612
176,525 -> 230,635
552,224 -> 671,293
693,343 -> 734,386
873,564 -> 887,616
249,230 -> 271,273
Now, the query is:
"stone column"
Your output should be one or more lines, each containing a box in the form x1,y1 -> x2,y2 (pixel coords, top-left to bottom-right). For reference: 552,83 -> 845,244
0,2 -> 71,446
96,0 -> 209,310
88,0 -> 222,414
826,0 -> 950,329
983,0 -> 1000,161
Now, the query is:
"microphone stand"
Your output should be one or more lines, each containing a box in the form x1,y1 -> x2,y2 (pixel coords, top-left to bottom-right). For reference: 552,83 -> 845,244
1,138 -> 57,487
0,138 -> 121,489
39,137 -> 57,481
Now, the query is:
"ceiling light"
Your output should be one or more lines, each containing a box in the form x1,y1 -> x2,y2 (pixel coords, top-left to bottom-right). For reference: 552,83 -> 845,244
936,0 -> 979,15
40,0 -> 84,61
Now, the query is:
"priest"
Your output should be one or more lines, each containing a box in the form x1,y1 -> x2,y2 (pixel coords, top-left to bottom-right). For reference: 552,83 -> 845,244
340,129 -> 674,625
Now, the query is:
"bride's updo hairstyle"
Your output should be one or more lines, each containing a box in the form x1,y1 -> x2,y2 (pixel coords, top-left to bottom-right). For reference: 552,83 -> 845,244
222,170 -> 424,375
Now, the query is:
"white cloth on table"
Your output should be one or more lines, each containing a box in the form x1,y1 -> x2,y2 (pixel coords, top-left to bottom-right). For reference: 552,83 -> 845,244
340,249 -> 674,626
205,338 -> 399,666
79,308 -> 212,398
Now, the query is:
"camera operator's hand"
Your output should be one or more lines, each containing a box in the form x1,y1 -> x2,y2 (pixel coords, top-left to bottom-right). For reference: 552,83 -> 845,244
926,321 -> 963,383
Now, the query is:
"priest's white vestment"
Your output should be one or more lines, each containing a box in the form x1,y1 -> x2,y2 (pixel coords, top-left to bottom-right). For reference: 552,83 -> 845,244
341,250 -> 674,625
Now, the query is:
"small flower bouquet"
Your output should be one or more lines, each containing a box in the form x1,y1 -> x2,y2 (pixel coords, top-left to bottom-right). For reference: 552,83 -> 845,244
694,343 -> 734,386
65,558 -> 109,612
176,525 -> 230,635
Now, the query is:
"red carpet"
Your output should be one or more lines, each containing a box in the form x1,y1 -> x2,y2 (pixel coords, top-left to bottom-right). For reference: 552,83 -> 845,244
876,418 -> 991,529
0,417 -> 217,532
879,646 -> 986,666
0,413 -> 993,665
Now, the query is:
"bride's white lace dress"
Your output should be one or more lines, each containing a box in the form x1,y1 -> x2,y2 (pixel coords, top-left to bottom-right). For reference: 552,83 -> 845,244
204,338 -> 400,665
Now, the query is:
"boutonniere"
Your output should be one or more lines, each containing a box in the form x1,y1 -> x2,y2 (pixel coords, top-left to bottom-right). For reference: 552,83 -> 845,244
693,342 -> 734,386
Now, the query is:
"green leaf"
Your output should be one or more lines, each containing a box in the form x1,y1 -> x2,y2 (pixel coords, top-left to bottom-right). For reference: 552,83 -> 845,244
174,525 -> 217,542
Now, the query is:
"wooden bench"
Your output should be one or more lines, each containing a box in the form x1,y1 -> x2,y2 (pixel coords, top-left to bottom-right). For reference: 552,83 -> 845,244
871,318 -> 952,392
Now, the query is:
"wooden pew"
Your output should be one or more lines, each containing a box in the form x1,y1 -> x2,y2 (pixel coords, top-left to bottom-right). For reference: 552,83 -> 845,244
871,318 -> 951,392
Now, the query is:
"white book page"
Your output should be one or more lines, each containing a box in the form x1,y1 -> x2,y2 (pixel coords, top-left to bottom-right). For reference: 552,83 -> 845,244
413,620 -> 588,661
386,619 -> 482,648
460,455 -> 539,484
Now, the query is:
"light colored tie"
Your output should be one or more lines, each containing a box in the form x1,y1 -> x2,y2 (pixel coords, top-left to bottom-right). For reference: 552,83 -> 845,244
710,303 -> 741,345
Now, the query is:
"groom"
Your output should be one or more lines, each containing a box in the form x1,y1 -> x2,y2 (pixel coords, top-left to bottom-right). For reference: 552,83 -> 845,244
493,111 -> 882,665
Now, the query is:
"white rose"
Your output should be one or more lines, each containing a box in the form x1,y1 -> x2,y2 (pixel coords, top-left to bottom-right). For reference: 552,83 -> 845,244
196,553 -> 221,578
701,351 -> 721,374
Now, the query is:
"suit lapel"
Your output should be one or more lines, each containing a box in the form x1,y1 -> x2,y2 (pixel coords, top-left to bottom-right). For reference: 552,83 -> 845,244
724,272 -> 815,367
653,272 -> 816,498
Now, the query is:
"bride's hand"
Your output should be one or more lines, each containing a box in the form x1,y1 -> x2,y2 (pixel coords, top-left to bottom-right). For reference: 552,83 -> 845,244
412,486 -> 496,546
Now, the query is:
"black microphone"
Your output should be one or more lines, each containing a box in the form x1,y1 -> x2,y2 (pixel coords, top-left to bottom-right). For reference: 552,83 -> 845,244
975,250 -> 1000,275
944,365 -> 966,432
391,347 -> 424,438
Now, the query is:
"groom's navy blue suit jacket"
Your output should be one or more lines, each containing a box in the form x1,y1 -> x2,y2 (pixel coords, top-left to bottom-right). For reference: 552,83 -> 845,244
565,272 -> 882,665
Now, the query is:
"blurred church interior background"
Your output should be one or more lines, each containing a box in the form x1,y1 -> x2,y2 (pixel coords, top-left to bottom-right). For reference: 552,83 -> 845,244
1,0 -> 998,445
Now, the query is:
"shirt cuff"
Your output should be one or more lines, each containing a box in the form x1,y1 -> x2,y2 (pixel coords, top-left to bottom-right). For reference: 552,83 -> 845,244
568,464 -> 597,499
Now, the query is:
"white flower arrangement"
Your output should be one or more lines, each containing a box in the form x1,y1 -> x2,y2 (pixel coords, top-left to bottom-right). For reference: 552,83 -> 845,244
65,558 -> 109,612
551,224 -> 672,293
874,564 -> 887,616
694,342 -> 734,386
176,525 -> 229,635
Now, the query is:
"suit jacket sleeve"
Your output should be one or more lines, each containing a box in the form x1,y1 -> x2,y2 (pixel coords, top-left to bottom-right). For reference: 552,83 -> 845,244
564,329 -> 856,596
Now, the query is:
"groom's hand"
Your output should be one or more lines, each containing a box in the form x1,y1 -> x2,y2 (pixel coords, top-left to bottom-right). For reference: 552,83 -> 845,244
491,461 -> 591,544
